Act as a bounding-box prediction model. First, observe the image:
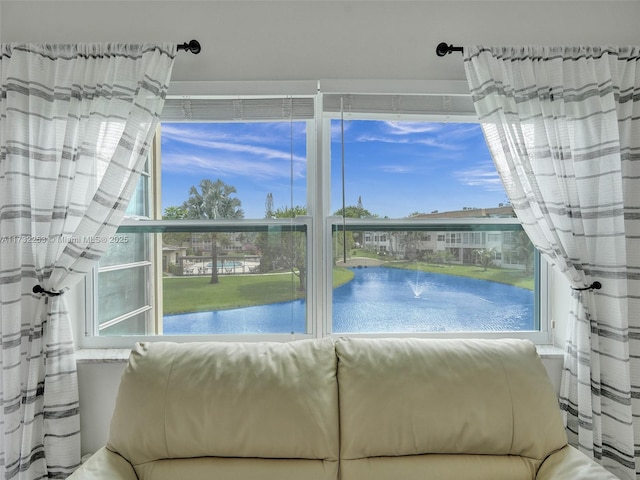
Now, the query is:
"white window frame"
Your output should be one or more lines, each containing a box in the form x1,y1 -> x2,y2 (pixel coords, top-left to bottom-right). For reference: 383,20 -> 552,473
81,80 -> 551,348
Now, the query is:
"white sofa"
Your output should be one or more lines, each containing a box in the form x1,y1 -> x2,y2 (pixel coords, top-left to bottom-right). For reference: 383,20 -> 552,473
69,337 -> 618,480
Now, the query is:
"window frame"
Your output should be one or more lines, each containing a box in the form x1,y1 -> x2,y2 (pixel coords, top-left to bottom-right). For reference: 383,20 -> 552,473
81,80 -> 551,348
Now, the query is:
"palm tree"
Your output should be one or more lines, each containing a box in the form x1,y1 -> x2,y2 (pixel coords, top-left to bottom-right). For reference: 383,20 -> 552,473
475,247 -> 496,271
182,179 -> 244,284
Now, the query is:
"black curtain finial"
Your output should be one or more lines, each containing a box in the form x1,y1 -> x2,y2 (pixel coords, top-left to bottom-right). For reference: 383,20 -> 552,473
436,42 -> 464,57
177,40 -> 201,54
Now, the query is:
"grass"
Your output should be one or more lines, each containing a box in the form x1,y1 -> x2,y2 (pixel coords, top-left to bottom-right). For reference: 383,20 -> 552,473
163,268 -> 354,315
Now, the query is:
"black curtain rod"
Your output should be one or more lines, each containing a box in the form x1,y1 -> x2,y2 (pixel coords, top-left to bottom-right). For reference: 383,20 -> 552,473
436,42 -> 463,57
177,40 -> 201,54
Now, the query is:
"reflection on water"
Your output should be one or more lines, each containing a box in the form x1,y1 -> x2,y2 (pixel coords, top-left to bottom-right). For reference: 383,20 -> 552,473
163,267 -> 534,335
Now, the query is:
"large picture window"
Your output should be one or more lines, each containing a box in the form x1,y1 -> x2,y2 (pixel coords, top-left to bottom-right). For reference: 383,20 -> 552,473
88,86 -> 546,345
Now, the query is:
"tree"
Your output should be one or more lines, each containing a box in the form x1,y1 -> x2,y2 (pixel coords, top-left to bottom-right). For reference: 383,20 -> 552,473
475,247 -> 496,271
182,179 -> 244,284
265,192 -> 275,218
333,199 -> 376,259
428,250 -> 455,266
162,206 -> 191,249
163,205 -> 189,220
333,205 -> 374,219
256,200 -> 307,292
273,206 -> 307,292
399,232 -> 422,261
513,230 -> 535,275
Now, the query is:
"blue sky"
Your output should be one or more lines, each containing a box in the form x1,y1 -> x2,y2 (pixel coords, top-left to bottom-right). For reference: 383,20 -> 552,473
160,120 -> 508,219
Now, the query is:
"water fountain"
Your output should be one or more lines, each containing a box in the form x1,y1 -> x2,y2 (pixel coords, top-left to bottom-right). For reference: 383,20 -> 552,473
407,265 -> 425,298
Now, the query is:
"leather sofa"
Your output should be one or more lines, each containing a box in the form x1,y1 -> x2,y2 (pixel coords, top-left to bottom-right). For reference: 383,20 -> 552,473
69,337 -> 618,480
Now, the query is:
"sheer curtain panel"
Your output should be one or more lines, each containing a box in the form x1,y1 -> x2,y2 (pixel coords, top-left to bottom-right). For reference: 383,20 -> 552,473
464,45 -> 640,479
0,43 -> 175,479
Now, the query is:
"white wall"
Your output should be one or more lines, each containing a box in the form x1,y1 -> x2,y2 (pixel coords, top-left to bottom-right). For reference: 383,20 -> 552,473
2,0 -> 634,456
3,1 -> 640,84
77,362 -> 126,456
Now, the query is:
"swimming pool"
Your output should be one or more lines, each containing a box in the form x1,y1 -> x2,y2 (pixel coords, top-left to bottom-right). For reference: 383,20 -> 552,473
205,261 -> 244,268
163,266 -> 534,335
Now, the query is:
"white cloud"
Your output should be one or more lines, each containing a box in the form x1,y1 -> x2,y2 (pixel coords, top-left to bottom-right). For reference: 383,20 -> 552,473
353,122 -> 472,151
161,124 -> 306,177
330,121 -> 353,138
382,121 -> 443,135
377,164 -> 414,174
354,133 -> 463,152
454,162 -> 504,191
355,134 -> 409,144
162,152 -> 305,180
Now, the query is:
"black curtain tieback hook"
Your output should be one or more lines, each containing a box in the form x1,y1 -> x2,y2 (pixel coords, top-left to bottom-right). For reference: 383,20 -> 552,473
571,281 -> 602,291
33,285 -> 63,297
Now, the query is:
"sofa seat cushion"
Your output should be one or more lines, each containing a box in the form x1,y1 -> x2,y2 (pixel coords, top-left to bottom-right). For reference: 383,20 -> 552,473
340,454 -> 538,480
335,337 -> 567,461
107,339 -> 339,466
133,457 -> 339,480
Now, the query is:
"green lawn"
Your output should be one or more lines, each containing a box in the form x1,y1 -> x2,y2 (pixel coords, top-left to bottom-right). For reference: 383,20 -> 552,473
163,268 -> 354,315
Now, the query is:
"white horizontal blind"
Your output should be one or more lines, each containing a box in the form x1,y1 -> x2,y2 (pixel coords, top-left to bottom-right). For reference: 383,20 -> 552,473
161,97 -> 315,122
322,93 -> 475,119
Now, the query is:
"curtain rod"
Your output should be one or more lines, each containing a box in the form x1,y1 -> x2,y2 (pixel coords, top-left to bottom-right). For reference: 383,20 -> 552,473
177,40 -> 201,54
436,42 -> 463,57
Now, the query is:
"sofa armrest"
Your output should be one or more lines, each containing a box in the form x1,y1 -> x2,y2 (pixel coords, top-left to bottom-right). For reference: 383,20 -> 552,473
536,445 -> 619,480
68,447 -> 136,480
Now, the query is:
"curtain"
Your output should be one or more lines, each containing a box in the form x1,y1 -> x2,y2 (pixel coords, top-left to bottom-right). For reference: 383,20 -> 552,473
0,43 -> 175,479
464,46 -> 640,479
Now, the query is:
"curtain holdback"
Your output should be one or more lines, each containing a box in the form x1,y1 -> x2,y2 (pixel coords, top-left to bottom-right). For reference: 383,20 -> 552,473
571,281 -> 602,291
33,285 -> 63,297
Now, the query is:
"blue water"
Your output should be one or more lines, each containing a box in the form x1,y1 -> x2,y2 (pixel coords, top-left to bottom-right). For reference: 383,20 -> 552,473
206,261 -> 243,268
163,266 -> 534,335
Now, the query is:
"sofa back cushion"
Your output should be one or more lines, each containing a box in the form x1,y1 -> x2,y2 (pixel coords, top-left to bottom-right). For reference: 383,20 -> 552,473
107,339 -> 339,466
335,337 -> 567,461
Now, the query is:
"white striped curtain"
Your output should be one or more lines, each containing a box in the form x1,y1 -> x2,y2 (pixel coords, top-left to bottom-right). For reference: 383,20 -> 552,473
464,46 -> 640,479
0,44 -> 175,479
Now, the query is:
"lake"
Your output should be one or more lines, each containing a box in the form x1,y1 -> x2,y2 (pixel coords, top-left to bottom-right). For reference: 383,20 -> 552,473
163,266 -> 534,335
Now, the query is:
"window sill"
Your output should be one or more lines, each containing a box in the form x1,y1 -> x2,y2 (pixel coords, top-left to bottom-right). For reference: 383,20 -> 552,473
75,344 -> 564,365
536,344 -> 565,360
75,349 -> 131,364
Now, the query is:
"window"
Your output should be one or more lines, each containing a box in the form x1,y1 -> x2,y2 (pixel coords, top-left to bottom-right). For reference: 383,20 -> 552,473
323,96 -> 540,336
87,83 -> 548,346
94,158 -> 153,336
93,95 -> 315,339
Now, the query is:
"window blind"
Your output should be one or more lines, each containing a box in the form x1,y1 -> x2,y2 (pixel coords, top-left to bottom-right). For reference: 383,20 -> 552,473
322,93 -> 475,119
161,97 -> 315,122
